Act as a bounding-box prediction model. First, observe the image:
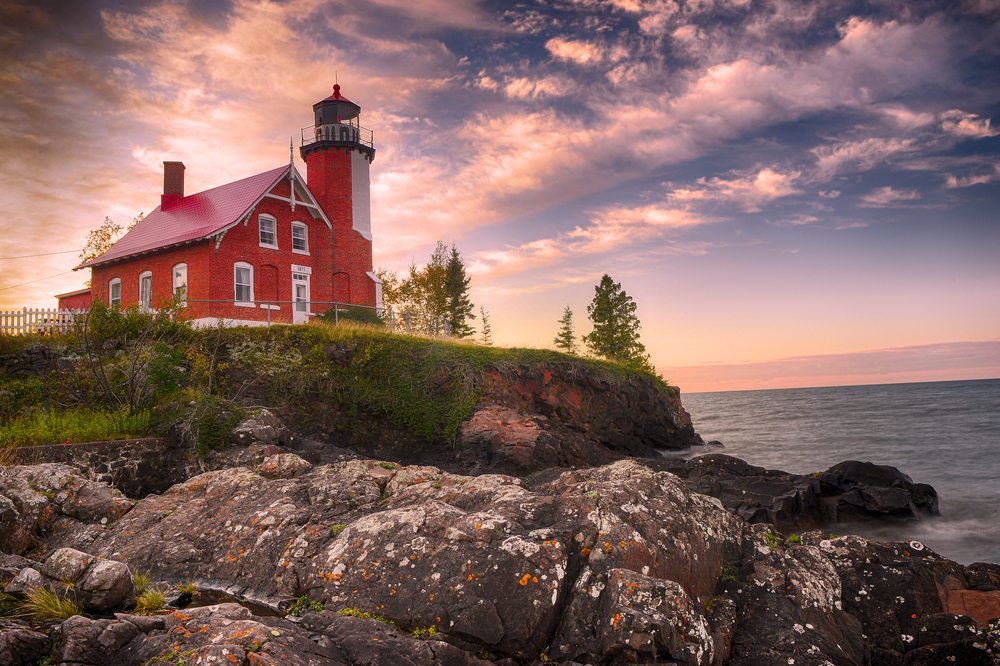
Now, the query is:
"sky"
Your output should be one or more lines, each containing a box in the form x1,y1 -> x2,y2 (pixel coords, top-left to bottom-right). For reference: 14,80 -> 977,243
1,0 -> 998,392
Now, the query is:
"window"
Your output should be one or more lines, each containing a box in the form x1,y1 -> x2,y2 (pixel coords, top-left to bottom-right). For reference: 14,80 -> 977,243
139,271 -> 152,312
173,263 -> 187,302
259,215 -> 277,248
109,278 -> 121,307
234,262 -> 254,305
291,222 -> 308,254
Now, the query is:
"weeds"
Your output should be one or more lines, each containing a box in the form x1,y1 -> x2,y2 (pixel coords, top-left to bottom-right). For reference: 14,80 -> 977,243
787,534 -> 801,544
288,595 -> 324,616
134,588 -> 166,615
330,524 -> 347,537
131,570 -> 152,596
18,587 -> 83,620
175,580 -> 197,595
412,625 -> 438,639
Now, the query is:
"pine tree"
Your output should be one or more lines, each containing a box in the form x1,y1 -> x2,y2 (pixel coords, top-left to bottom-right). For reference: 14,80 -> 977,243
554,305 -> 577,355
583,274 -> 653,373
479,306 -> 492,346
445,244 -> 475,338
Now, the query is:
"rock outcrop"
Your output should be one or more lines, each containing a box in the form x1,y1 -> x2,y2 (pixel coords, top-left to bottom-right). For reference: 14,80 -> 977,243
0,455 -> 996,665
656,454 -> 939,533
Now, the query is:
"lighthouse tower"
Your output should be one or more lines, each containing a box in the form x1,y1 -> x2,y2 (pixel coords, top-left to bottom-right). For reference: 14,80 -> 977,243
300,84 -> 379,308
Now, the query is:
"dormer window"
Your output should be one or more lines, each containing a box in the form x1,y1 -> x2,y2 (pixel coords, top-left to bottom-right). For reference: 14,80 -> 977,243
259,215 -> 277,249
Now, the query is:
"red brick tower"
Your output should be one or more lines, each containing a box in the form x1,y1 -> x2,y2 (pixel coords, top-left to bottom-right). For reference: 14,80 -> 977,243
300,84 -> 378,307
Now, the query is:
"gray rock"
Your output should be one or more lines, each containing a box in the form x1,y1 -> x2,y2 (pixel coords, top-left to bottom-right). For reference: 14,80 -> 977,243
257,453 -> 313,479
0,619 -> 50,666
4,567 -> 45,597
229,408 -> 293,448
50,615 -> 138,665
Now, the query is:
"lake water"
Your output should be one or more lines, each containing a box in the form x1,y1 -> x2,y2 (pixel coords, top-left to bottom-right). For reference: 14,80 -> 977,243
677,378 -> 1000,565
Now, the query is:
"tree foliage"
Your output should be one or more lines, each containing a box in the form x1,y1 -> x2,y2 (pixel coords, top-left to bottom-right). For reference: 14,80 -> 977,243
80,213 -> 144,286
583,274 -> 653,373
479,306 -> 492,346
445,244 -> 475,338
377,241 -> 475,337
554,305 -> 577,355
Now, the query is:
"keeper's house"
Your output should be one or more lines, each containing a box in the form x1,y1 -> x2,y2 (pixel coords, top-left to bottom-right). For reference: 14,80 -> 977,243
66,84 -> 381,326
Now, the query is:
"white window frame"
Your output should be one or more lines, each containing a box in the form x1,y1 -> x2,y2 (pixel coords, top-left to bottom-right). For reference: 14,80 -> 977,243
259,215 -> 277,249
234,262 -> 254,306
138,271 -> 152,312
172,263 -> 188,303
291,222 -> 309,255
109,278 -> 121,308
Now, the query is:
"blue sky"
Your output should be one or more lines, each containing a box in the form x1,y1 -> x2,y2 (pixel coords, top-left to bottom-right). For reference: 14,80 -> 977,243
1,0 -> 998,390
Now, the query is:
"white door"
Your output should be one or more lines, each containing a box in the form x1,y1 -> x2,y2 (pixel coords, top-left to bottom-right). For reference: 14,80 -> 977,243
293,273 -> 310,324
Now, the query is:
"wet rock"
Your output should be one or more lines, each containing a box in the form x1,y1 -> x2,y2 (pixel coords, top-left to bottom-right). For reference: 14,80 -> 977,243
655,454 -> 939,533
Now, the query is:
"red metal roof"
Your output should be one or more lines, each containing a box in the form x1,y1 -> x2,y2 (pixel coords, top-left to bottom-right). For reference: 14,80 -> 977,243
319,83 -> 358,106
78,165 -> 289,269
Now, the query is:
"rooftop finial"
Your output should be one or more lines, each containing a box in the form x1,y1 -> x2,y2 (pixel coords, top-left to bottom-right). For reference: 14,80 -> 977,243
289,137 -> 294,165
333,83 -> 341,99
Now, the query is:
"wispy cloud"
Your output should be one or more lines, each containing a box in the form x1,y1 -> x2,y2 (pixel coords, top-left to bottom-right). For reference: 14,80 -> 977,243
860,186 -> 922,207
668,168 -> 801,212
467,204 -> 714,278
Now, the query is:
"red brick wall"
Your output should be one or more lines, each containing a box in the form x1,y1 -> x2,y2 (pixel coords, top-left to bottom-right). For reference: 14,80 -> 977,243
304,146 -> 376,307
87,168 -> 372,323
57,291 -> 93,311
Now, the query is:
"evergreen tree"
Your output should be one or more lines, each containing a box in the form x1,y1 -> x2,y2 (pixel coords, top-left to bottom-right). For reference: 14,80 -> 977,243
554,305 -> 577,355
583,274 -> 653,372
445,244 -> 475,338
479,306 -> 492,346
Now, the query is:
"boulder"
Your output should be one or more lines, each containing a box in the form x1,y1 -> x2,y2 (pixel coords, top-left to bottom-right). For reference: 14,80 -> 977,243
7,548 -> 133,613
229,408 -> 294,448
0,463 -> 134,556
50,615 -> 139,665
89,458 -> 742,663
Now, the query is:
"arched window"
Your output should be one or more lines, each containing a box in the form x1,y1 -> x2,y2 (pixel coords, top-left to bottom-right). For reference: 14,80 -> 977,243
138,271 -> 152,312
109,278 -> 121,308
234,262 -> 254,305
259,214 -> 277,249
173,263 -> 188,302
291,222 -> 309,254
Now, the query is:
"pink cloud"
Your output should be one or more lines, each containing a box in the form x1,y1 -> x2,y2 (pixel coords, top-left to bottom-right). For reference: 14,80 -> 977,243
860,186 -> 922,207
669,168 -> 801,212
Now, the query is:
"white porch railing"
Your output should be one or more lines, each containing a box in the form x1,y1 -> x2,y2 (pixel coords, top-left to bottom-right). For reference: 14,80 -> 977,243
0,308 -> 83,335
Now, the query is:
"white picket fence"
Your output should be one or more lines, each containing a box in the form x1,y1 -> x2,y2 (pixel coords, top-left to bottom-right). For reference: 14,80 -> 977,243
0,308 -> 83,335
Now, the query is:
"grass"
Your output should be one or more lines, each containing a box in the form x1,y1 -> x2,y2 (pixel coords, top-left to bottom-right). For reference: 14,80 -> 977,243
18,587 -> 84,620
225,321 -> 668,442
0,408 -> 151,448
330,523 -> 347,537
134,588 -> 166,615
176,579 -> 198,595
132,570 -> 152,596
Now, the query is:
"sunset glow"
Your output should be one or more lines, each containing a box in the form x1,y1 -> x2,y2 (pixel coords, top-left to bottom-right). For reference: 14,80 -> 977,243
1,0 -> 997,391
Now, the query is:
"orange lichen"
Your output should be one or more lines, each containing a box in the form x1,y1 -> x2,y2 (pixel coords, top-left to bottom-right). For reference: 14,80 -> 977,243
519,574 -> 532,586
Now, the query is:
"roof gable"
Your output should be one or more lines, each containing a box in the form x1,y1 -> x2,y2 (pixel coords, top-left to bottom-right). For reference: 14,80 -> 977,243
77,164 -> 312,269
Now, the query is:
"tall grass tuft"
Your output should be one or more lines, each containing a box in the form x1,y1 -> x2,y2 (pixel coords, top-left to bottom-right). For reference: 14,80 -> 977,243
19,587 -> 83,620
0,409 -> 151,448
131,570 -> 152,596
134,588 -> 165,615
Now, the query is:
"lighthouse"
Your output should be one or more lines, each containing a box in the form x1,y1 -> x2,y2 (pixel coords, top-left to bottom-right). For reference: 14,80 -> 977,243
300,84 -> 380,308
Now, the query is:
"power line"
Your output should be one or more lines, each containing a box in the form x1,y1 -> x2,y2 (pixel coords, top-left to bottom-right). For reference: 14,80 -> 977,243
0,270 -> 76,292
0,249 -> 83,261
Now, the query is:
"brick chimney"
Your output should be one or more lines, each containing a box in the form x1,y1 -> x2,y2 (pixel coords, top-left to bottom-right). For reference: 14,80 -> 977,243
162,161 -> 185,209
